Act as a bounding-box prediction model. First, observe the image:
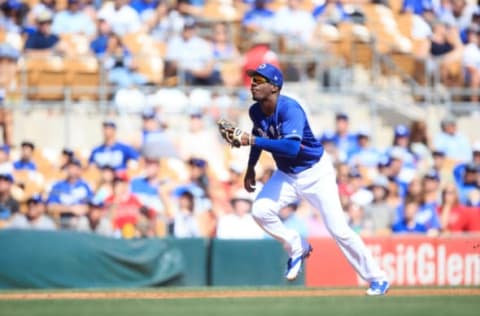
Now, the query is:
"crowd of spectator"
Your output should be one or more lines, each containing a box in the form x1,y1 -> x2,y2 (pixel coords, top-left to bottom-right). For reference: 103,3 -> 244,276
0,107 -> 478,240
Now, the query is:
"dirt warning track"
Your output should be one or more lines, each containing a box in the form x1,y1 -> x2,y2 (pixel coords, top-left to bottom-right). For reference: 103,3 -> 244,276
0,288 -> 479,300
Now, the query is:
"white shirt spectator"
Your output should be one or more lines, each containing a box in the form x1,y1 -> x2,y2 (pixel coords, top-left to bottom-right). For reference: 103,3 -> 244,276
98,2 -> 142,36
7,213 -> 56,231
166,35 -> 214,72
271,6 -> 316,45
51,10 -> 96,37
75,216 -> 114,237
463,42 -> 480,69
216,214 -> 265,239
173,212 -> 201,238
411,14 -> 432,39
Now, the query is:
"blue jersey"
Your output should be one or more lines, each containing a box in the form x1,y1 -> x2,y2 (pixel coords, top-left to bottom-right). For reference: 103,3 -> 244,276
13,160 -> 37,171
249,95 -> 323,174
130,176 -> 164,212
89,142 -> 139,171
47,179 -> 93,206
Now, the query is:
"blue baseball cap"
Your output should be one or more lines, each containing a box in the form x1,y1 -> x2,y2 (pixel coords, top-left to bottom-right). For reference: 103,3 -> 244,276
27,194 -> 44,204
0,173 -> 14,182
102,120 -> 116,128
424,169 -> 440,181
394,125 -> 410,137
246,63 -> 283,88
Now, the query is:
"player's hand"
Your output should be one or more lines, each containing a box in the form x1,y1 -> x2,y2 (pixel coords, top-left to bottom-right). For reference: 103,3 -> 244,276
244,167 -> 256,193
217,118 -> 252,147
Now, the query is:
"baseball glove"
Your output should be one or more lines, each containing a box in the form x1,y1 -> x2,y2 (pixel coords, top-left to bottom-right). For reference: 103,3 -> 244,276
217,118 -> 245,148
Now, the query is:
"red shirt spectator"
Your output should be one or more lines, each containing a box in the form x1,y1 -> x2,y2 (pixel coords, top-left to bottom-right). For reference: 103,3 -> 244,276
242,32 -> 280,87
466,207 -> 480,231
438,184 -> 475,232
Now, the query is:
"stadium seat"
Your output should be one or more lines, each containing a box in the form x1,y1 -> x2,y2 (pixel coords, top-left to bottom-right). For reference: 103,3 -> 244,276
135,56 -> 164,85
65,57 -> 101,101
24,56 -> 66,101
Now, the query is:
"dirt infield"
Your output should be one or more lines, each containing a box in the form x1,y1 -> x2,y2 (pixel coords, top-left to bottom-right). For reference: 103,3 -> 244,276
0,288 -> 479,300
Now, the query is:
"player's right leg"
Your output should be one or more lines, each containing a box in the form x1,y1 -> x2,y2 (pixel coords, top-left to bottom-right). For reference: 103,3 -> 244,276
251,171 -> 311,280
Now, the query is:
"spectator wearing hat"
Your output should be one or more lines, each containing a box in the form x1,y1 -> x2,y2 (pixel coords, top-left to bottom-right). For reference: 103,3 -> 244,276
416,169 -> 442,235
89,120 -> 139,172
347,168 -> 374,207
97,0 -> 141,37
130,107 -> 166,150
242,0 -> 275,32
385,125 -> 416,168
433,115 -> 472,162
51,0 -> 95,37
431,148 -> 454,186
312,0 -> 349,25
319,130 -> 345,164
24,10 -> 60,52
332,112 -> 358,161
129,0 -> 161,22
453,162 -> 479,205
13,141 -> 37,171
7,194 -> 56,230
242,31 -> 280,87
0,173 -> 19,224
104,171 -> 156,238
364,176 -> 396,236
47,157 -> 93,229
0,145 -> 13,174
165,17 -> 222,85
348,128 -> 381,169
75,200 -> 113,236
26,0 -> 56,30
216,189 -> 265,239
0,0 -> 26,33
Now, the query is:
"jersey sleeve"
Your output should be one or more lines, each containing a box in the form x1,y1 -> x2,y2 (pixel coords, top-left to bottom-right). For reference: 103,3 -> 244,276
46,184 -> 61,204
279,103 -> 305,140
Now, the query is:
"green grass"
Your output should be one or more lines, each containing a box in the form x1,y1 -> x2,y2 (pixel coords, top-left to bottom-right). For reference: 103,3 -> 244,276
1,296 -> 479,316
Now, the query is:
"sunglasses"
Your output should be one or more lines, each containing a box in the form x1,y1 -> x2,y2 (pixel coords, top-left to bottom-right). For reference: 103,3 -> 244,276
251,75 -> 270,85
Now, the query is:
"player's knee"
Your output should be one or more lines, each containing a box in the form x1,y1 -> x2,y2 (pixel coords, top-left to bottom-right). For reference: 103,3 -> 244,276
251,199 -> 276,221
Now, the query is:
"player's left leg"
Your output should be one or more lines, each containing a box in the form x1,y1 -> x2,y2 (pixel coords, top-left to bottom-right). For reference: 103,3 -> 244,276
299,156 -> 389,295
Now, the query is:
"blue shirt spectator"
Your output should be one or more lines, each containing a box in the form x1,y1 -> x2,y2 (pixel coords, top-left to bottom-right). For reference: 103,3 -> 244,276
13,141 -> 37,171
129,0 -> 160,14
24,11 -> 59,51
13,160 -> 36,171
242,0 -> 274,31
89,120 -> 139,171
433,116 -> 472,162
392,221 -> 428,233
402,0 -> 433,15
453,163 -> 480,204
312,0 -> 349,24
51,0 -> 96,37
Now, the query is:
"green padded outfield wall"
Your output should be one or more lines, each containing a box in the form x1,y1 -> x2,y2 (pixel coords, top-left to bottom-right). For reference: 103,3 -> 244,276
210,239 -> 305,286
0,230 -> 208,289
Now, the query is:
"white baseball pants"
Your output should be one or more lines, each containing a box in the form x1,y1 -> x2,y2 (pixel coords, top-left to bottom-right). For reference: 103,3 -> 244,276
251,154 -> 386,283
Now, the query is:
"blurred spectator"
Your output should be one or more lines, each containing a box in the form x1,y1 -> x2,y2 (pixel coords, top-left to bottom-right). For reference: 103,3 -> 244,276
172,190 -> 201,237
51,0 -> 96,37
417,169 -> 442,234
177,111 -> 228,180
59,148 -> 74,170
347,202 -> 373,236
0,145 -> 13,174
24,10 -> 60,53
453,162 -> 479,204
129,0 -> 160,22
75,199 -> 113,236
405,176 -> 423,202
432,148 -> 454,185
88,120 -> 139,171
319,130 -> 345,164
462,26 -> 480,102
433,115 -> 472,162
216,189 -> 264,239
148,1 -> 184,42
0,173 -> 18,222
0,42 -> 16,144
13,141 -> 37,171
312,0 -> 349,25
47,158 -> 93,229
212,22 -> 240,60
348,129 -> 381,169
133,107 -> 166,150
279,201 -> 308,238
408,120 -> 432,171
392,198 -> 428,234
26,0 -> 56,29
346,168 -> 373,207
402,0 -> 433,15
165,17 -> 222,85
90,17 -> 112,57
104,171 -> 156,238
242,0 -> 275,32
130,157 -> 170,216
385,125 -> 416,168
97,0 -> 142,36
7,194 -> 56,230
0,0 -> 26,33
438,183 -> 472,232
429,20 -> 464,87
450,0 -> 477,30
271,0 -> 316,47
241,31 -> 280,87
364,176 -> 395,236
103,34 -> 148,87
332,112 -> 358,161
92,165 -> 116,203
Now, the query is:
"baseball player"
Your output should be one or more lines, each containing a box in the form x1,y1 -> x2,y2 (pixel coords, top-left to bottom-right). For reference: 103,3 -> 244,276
217,63 -> 389,295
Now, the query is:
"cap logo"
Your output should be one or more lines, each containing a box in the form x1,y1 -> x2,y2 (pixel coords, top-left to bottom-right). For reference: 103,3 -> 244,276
258,63 -> 266,69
